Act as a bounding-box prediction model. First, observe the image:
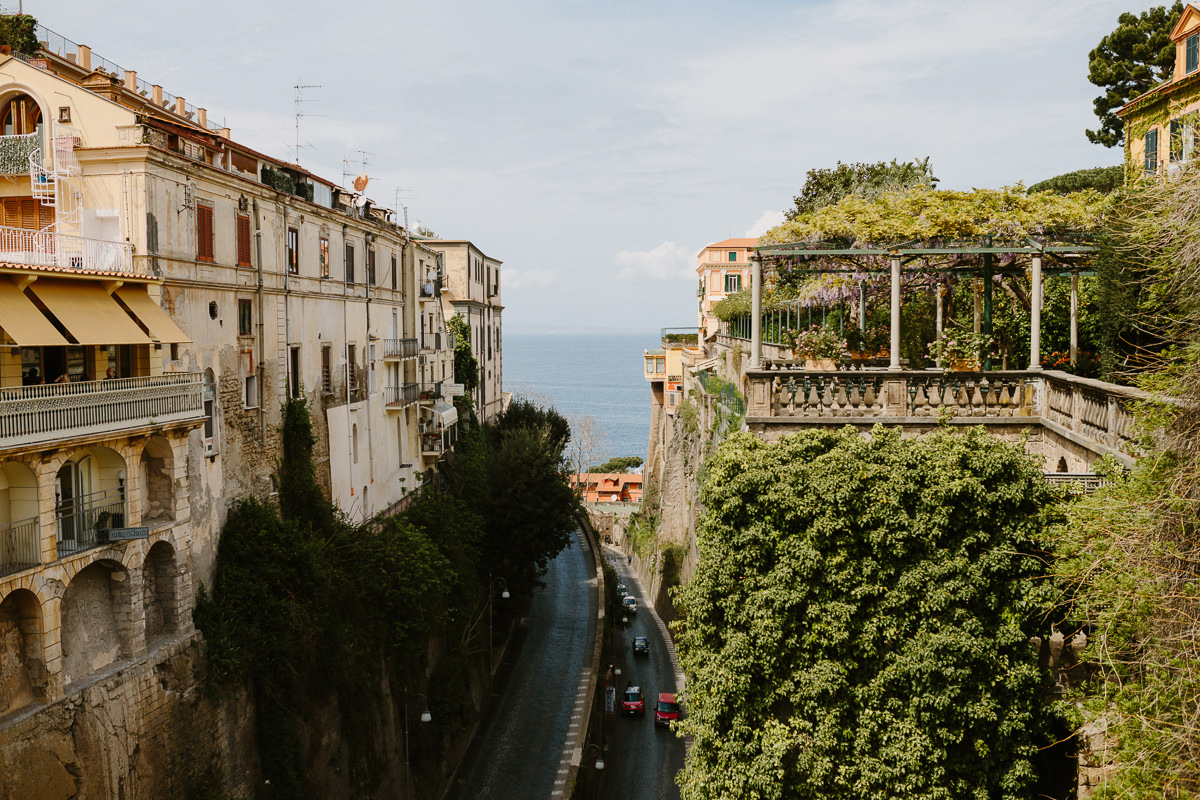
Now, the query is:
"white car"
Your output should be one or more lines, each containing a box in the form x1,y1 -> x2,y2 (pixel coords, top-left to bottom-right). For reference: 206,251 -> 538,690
622,596 -> 638,614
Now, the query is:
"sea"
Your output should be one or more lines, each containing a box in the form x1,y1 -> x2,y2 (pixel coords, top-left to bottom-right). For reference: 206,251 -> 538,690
503,332 -> 658,463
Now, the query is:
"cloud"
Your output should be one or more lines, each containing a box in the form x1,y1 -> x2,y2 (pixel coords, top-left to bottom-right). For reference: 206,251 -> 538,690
746,210 -> 785,238
615,241 -> 694,282
504,268 -> 562,290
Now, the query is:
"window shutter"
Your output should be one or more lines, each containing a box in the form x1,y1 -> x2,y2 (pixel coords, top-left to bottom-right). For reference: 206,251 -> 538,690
236,215 -> 251,266
197,205 -> 214,261
1188,34 -> 1198,74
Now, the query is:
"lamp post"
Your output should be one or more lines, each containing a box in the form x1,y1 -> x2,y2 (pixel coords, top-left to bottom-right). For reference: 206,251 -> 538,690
404,686 -> 431,800
584,743 -> 605,771
488,574 -> 509,693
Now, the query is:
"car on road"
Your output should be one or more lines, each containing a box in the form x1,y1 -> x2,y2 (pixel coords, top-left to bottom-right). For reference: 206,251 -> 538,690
617,583 -> 628,597
621,686 -> 645,716
654,693 -> 680,727
632,635 -> 649,656
622,596 -> 638,614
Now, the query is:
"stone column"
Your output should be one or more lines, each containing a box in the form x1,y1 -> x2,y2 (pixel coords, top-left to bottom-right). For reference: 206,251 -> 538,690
889,255 -> 902,371
1070,270 -> 1079,368
751,255 -> 763,368
935,280 -> 944,369
1029,255 -> 1043,370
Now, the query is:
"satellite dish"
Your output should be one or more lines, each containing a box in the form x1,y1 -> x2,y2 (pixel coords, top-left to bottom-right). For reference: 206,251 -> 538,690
354,194 -> 369,208
353,174 -> 369,192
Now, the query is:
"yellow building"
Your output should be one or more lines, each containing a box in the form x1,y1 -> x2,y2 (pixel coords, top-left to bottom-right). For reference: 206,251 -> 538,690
696,238 -> 756,338
1120,4 -> 1200,176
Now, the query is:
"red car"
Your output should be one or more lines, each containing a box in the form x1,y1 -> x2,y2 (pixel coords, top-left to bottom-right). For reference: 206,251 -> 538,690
654,693 -> 680,727
621,686 -> 645,716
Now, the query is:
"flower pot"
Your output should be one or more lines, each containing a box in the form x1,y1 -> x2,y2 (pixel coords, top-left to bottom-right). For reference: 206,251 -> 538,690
805,358 -> 837,370
948,359 -> 979,371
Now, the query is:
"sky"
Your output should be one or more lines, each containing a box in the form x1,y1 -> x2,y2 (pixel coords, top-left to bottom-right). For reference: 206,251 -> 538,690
29,0 -> 1131,334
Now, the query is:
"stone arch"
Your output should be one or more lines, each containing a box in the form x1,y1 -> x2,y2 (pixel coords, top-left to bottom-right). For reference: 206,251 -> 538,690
0,588 -> 44,715
0,87 -> 45,136
141,540 -> 179,644
0,461 -> 40,576
55,446 -> 127,556
60,560 -> 132,685
140,436 -> 175,524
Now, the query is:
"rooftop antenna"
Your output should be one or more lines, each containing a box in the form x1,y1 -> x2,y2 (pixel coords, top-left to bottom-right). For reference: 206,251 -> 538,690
293,83 -> 322,165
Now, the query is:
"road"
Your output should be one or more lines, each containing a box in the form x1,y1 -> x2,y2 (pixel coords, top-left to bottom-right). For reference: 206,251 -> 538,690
444,530 -> 596,800
601,547 -> 686,800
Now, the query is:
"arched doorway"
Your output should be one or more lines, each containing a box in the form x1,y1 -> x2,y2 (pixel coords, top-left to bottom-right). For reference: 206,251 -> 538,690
61,560 -> 131,685
140,437 -> 174,523
142,541 -> 178,644
56,447 -> 126,556
0,461 -> 39,576
0,588 -> 43,714
0,93 -> 42,136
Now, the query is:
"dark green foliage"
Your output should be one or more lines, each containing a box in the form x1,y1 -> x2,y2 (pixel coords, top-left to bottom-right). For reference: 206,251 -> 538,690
447,314 -> 479,392
675,426 -> 1060,800
589,456 -> 644,473
1086,3 -> 1183,148
786,158 -> 937,221
0,15 -> 38,55
277,398 -> 334,533
1028,166 -> 1125,195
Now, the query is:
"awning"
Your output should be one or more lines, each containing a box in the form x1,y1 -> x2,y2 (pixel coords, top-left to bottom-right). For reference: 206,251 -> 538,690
432,400 -> 458,427
0,277 -> 67,346
115,287 -> 190,343
26,279 -> 153,345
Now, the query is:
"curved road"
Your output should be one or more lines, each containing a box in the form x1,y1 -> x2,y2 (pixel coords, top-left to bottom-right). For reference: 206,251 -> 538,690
601,547 -> 686,800
445,530 -> 596,800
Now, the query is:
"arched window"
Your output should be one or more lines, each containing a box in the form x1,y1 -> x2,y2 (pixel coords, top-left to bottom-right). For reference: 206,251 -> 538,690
0,93 -> 41,136
202,368 -> 216,451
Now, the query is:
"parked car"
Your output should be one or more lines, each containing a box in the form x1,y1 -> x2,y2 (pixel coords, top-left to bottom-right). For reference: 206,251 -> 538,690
617,583 -> 628,597
621,685 -> 645,716
654,693 -> 680,727
632,635 -> 650,656
622,596 -> 638,614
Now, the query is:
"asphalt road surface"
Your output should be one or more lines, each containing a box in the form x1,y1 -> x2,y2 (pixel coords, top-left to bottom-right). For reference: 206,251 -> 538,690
601,547 -> 686,800
445,530 -> 596,800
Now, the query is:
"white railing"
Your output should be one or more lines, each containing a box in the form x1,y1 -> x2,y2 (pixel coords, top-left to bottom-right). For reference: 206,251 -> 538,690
0,223 -> 135,273
0,373 -> 204,449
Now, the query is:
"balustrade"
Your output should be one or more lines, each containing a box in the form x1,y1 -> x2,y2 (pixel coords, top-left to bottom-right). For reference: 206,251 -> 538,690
0,373 -> 204,449
384,382 -> 420,408
382,338 -> 418,359
0,223 -> 135,273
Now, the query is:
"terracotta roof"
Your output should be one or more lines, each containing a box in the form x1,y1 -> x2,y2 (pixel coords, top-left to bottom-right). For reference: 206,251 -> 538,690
705,238 -> 758,249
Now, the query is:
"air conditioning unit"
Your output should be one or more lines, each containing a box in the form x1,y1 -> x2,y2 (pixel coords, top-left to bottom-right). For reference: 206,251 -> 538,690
418,355 -> 426,366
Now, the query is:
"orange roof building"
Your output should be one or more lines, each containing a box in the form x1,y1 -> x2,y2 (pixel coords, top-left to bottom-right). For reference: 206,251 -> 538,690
571,473 -> 644,503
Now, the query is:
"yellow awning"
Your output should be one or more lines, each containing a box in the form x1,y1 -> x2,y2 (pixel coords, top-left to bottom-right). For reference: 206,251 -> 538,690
26,279 -> 152,345
115,287 -> 190,344
0,277 -> 68,346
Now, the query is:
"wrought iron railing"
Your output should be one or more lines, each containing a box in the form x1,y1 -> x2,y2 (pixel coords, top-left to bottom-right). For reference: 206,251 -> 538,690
56,487 -> 126,557
0,517 -> 40,577
384,382 -> 421,408
419,381 -> 443,402
0,373 -> 205,448
0,132 -> 40,174
382,338 -> 419,359
661,327 -> 699,346
0,223 -> 135,273
696,370 -> 747,415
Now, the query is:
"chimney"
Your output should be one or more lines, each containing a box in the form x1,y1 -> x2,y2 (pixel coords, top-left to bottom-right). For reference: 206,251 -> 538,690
124,70 -> 137,92
152,85 -> 162,107
77,45 -> 91,72
197,108 -> 207,128
81,70 -> 123,102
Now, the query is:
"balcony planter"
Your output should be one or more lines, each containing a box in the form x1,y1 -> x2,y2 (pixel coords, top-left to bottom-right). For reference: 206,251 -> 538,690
805,358 -> 838,371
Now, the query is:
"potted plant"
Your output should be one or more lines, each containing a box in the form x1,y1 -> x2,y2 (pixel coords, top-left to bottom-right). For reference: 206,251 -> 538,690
846,324 -> 889,358
787,325 -> 846,369
927,329 -> 996,371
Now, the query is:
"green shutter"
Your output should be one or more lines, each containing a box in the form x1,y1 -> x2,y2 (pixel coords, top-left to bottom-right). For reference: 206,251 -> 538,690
1188,34 -> 1198,74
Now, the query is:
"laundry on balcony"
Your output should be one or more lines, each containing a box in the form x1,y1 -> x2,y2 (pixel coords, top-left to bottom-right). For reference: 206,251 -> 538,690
0,276 -> 69,345
24,279 -> 154,345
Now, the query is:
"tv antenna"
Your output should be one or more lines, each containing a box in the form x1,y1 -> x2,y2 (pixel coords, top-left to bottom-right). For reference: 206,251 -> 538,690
343,150 -> 375,188
293,84 -> 323,165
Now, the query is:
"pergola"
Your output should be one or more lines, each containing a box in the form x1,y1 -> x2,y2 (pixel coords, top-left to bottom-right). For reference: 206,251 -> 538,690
748,234 -> 1099,370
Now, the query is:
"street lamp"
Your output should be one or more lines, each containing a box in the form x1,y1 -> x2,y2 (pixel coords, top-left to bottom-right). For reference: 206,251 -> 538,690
404,686 -> 432,800
584,743 -> 605,771
488,574 -> 509,693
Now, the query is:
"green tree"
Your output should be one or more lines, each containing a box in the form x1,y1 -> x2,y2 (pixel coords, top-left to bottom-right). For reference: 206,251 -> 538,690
1027,165 -> 1125,195
0,15 -> 39,55
1086,2 -> 1183,148
785,158 -> 937,221
675,426 -> 1060,800
590,456 -> 644,473
447,313 -> 479,392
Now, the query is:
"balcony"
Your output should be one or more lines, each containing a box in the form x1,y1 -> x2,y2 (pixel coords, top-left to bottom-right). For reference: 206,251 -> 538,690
0,373 -> 205,450
418,381 -> 443,402
0,517 -> 39,578
0,132 -> 40,175
56,487 -> 129,558
382,338 -> 418,360
384,382 -> 420,409
0,224 -> 136,274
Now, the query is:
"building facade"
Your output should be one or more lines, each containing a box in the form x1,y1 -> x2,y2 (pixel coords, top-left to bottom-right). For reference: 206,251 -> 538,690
696,237 -> 756,338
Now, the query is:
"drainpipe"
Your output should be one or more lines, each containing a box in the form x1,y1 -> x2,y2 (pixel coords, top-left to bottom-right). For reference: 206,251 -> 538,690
283,206 -> 292,398
253,199 -> 266,439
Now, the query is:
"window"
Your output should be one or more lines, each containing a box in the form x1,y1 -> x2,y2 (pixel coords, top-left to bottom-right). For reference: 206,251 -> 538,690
728,251 -> 737,262
319,236 -> 329,278
202,369 -> 215,442
197,204 -> 214,262
286,227 -> 299,275
367,248 -> 376,286
236,214 -> 251,267
244,374 -> 258,408
346,243 -> 356,283
369,343 -> 377,393
289,346 -> 301,398
347,343 -> 357,396
321,344 -> 332,394
1171,117 -> 1199,163
1189,33 -> 1199,74
724,273 -> 742,293
1146,128 -> 1160,175
237,299 -> 252,336
391,254 -> 398,289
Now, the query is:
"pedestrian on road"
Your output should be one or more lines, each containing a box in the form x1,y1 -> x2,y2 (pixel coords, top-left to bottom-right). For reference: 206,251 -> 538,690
628,555 -> 632,565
